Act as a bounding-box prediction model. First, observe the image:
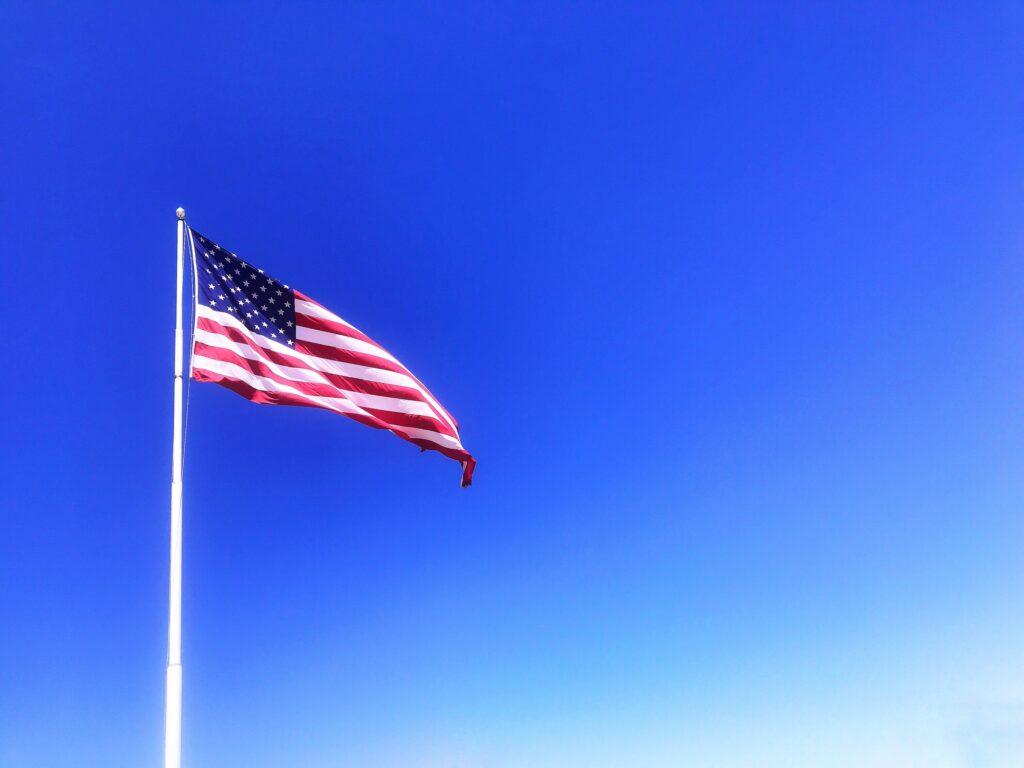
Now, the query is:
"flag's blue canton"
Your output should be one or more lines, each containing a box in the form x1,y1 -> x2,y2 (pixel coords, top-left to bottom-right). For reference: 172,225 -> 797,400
191,229 -> 297,346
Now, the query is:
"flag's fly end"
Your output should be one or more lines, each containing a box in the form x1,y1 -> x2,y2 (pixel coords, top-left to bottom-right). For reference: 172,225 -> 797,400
461,458 -> 476,488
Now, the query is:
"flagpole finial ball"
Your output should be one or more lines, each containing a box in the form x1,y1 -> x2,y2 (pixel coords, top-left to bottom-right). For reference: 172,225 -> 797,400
176,207 -> 186,220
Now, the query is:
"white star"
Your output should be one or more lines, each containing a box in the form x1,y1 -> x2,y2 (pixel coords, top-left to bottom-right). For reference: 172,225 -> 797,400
261,304 -> 268,311
260,285 -> 267,292
277,309 -> 284,315
286,339 -> 294,346
261,321 -> 268,327
242,280 -> 250,287
268,297 -> 275,304
284,301 -> 290,307
276,289 -> 283,296
286,320 -> 293,327
208,283 -> 215,290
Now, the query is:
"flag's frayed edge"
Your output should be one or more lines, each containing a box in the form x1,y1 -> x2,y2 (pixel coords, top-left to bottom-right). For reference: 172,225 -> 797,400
461,458 -> 476,488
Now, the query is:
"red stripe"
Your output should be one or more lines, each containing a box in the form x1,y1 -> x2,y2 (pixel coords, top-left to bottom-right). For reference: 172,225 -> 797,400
192,367 -> 384,431
193,297 -> 475,486
294,308 -> 382,348
193,343 -> 459,438
290,296 -> 460,431
197,315 -> 457,431
293,334 -> 462,433
192,364 -> 475,484
196,317 -> 460,438
293,337 -> 425,378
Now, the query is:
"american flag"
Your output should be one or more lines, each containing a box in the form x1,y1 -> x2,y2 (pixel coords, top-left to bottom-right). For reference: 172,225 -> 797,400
188,228 -> 476,486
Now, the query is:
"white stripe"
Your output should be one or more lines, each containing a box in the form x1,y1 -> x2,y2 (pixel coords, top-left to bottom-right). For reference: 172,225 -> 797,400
197,304 -> 462,436
295,298 -> 359,330
199,305 -> 418,388
296,325 -> 400,365
192,356 -> 361,415
293,313 -> 460,434
192,356 -> 465,452
197,304 -> 296,355
195,329 -> 331,384
389,426 -> 466,451
195,328 -> 440,418
346,389 -> 437,418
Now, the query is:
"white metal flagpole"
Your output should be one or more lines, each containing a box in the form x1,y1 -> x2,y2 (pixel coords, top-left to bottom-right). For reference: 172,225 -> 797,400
165,206 -> 187,768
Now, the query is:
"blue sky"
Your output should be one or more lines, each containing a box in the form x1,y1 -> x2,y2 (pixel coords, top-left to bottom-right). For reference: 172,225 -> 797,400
2,3 -> 1024,766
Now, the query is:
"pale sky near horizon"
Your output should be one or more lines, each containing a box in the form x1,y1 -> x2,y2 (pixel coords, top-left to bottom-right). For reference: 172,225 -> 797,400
3,3 -> 1024,767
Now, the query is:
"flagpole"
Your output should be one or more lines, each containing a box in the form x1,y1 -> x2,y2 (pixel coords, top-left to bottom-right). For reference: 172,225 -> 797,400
165,207 -> 187,768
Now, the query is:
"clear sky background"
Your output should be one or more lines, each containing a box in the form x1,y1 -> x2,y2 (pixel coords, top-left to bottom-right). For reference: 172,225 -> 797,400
2,3 -> 1024,767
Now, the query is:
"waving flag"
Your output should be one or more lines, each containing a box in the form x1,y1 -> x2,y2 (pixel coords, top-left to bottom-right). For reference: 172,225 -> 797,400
187,228 -> 476,486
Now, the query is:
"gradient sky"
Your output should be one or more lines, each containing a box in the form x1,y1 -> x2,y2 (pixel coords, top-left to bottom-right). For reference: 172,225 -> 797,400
3,3 -> 1024,767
